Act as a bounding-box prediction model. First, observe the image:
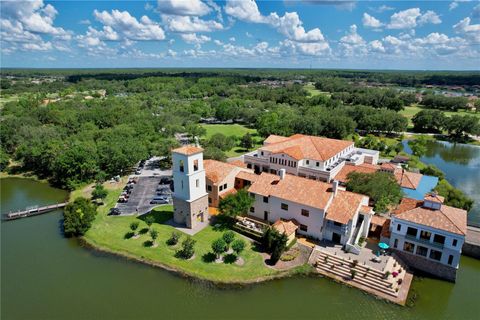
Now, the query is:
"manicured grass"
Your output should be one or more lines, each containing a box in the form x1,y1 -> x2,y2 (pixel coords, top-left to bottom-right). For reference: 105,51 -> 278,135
82,187 -> 303,282
304,84 -> 330,97
400,105 -> 480,128
202,123 -> 257,139
201,124 -> 263,157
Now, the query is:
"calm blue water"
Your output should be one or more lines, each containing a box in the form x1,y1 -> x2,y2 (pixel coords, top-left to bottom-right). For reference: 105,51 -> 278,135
403,140 -> 480,226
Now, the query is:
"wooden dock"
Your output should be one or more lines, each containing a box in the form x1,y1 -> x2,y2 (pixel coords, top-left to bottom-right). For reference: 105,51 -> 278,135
4,202 -> 68,221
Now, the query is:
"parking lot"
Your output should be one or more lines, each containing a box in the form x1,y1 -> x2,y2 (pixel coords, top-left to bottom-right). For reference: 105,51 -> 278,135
113,156 -> 173,216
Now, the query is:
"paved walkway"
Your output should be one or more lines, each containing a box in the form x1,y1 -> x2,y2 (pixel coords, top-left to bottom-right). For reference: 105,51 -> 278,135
165,218 -> 210,236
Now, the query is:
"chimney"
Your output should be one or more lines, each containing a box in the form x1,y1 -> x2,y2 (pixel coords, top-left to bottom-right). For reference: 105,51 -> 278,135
278,169 -> 286,180
332,180 -> 339,196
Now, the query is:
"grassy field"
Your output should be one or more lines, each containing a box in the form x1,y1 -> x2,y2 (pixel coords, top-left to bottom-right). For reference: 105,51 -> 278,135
0,95 -> 18,108
201,124 -> 263,157
400,105 -> 480,128
82,186 -> 307,283
304,84 -> 330,97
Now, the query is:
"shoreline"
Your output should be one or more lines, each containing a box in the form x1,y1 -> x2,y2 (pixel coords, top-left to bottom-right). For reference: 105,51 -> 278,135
80,236 -> 314,286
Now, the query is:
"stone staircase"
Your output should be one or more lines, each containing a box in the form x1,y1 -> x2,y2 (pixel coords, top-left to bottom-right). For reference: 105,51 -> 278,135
314,251 -> 405,297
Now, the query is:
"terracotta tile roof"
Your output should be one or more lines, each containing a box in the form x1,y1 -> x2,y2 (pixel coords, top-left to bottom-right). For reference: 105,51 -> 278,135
371,215 -> 387,226
260,134 -> 353,161
335,163 -> 379,183
264,134 -> 290,144
394,170 -> 423,189
235,171 -> 259,182
361,205 -> 374,214
204,160 -> 240,184
228,160 -> 247,168
247,172 -> 332,210
172,145 -> 203,155
424,193 -> 445,203
325,190 -> 365,224
219,188 -> 237,199
381,163 -> 398,171
393,198 -> 467,235
273,219 -> 298,236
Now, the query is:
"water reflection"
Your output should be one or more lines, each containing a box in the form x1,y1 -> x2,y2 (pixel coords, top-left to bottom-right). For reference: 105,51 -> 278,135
424,140 -> 479,165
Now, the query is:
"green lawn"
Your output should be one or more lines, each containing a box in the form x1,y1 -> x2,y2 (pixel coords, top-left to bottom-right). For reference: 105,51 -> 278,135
304,84 -> 330,97
0,95 -> 18,108
201,124 -> 263,157
400,105 -> 480,128
83,188 -> 305,283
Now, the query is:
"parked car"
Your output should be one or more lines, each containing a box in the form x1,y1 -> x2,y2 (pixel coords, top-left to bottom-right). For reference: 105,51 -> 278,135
150,198 -> 168,204
118,196 -> 128,203
159,176 -> 172,184
109,208 -> 121,216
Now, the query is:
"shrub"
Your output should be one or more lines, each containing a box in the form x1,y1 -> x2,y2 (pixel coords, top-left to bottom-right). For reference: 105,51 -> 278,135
177,237 -> 196,259
150,229 -> 158,244
231,239 -> 246,256
91,184 -> 107,200
222,231 -> 235,246
211,238 -> 227,258
350,270 -> 356,279
145,215 -> 155,228
167,231 -> 181,246
130,221 -> 139,234
384,271 -> 391,279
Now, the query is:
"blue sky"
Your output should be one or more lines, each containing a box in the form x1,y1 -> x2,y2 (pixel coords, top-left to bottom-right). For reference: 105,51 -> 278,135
1,0 -> 479,70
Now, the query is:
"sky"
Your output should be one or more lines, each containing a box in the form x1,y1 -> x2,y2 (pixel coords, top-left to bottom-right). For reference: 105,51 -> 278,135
1,0 -> 479,70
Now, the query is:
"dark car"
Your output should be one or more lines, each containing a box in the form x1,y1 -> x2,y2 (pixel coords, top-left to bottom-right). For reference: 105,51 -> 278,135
109,208 -> 121,216
150,198 -> 168,204
159,176 -> 172,184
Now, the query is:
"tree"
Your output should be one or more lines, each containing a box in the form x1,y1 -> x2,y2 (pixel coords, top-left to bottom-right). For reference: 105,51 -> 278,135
211,238 -> 227,259
203,146 -> 227,161
346,171 -> 403,212
219,189 -> 254,217
444,115 -> 480,140
435,179 -> 473,211
91,184 -> 107,200
270,232 -> 288,264
420,164 -> 445,180
240,133 -> 253,150
222,231 -> 235,247
167,231 -> 181,246
150,229 -> 158,245
177,237 -> 196,259
412,110 -> 446,133
206,133 -> 236,151
231,239 -> 246,256
63,197 -> 97,237
145,215 -> 155,229
130,221 -> 139,236
408,136 -> 429,156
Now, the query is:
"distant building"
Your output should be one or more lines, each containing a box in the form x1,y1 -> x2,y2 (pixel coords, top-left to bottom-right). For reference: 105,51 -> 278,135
243,134 -> 379,182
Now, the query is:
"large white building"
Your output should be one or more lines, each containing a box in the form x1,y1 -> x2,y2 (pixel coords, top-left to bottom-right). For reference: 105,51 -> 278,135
243,134 -> 379,182
387,194 -> 467,281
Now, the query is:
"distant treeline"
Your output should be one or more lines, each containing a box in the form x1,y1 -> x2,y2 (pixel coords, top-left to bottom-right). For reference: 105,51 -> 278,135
2,68 -> 479,86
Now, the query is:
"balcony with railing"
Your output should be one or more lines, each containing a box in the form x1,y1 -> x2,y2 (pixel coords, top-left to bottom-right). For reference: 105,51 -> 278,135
325,220 -> 349,234
243,150 -> 269,164
405,234 -> 444,249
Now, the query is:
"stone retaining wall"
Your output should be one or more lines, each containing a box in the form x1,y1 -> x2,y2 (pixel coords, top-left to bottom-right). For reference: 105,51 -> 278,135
462,242 -> 480,259
393,250 -> 457,282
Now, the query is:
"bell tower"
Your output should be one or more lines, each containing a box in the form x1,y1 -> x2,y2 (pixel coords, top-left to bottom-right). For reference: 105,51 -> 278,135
172,145 -> 209,228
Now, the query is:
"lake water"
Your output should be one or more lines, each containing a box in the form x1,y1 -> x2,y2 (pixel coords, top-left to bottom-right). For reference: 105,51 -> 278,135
1,177 -> 479,319
403,140 -> 480,226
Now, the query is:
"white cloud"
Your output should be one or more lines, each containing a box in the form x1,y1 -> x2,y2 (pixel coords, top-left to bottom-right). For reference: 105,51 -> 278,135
362,13 -> 383,28
449,2 -> 459,11
370,5 -> 394,13
225,0 -> 271,23
157,0 -> 211,16
162,15 -> 223,32
339,24 -> 366,56
387,8 -> 441,29
418,11 -> 441,26
180,33 -> 211,46
79,19 -> 91,25
368,40 -> 385,53
453,17 -> 480,43
93,10 -> 165,40
0,1 -> 71,53
229,37 -> 236,42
